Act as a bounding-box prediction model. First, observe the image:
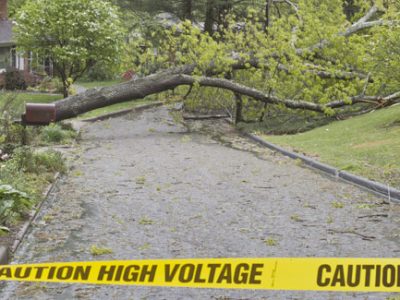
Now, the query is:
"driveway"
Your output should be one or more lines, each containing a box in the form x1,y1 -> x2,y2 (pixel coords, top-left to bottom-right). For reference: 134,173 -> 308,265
1,106 -> 399,299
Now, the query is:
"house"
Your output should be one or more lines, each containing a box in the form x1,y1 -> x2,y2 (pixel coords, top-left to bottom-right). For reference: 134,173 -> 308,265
0,0 -> 50,88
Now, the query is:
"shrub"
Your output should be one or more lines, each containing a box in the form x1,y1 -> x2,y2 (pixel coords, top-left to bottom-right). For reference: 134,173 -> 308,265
40,123 -> 76,144
0,147 -> 65,226
86,63 -> 116,81
8,146 -> 66,174
10,146 -> 35,173
34,150 -> 66,173
0,184 -> 32,226
40,124 -> 65,143
4,67 -> 27,91
33,76 -> 64,93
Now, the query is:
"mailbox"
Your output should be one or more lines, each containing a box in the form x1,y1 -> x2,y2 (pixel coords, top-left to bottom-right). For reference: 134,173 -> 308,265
22,103 -> 56,125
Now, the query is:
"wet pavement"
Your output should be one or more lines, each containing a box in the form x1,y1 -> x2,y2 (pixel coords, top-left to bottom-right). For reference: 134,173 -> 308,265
1,106 -> 400,299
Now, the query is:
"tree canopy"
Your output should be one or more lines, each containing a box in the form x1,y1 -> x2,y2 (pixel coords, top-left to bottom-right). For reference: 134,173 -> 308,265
14,0 -> 125,97
13,0 -> 400,123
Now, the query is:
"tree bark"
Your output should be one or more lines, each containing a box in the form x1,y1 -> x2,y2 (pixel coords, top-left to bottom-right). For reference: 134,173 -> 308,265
48,3 -> 397,122
182,0 -> 193,21
343,0 -> 358,21
204,0 -> 214,35
62,83 -> 69,98
235,93 -> 243,124
265,0 -> 273,32
53,65 -> 400,121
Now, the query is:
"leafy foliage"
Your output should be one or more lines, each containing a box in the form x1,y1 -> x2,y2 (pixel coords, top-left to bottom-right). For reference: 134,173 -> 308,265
4,68 -> 27,91
0,147 -> 66,225
0,93 -> 69,226
125,0 -> 400,121
40,124 -> 76,144
29,77 -> 64,94
14,0 -> 125,96
0,184 -> 31,226
9,147 -> 66,174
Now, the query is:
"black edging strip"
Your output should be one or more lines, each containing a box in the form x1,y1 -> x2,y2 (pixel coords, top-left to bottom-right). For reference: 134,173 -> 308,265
2,108 -> 398,264
241,131 -> 400,203
11,172 -> 61,255
0,246 -> 8,265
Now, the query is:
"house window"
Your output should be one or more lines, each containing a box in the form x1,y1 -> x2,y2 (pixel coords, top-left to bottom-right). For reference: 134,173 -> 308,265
0,48 -> 8,72
10,47 -> 16,68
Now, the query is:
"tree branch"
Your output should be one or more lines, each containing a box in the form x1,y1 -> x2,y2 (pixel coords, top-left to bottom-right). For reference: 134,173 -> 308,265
296,5 -> 390,56
353,5 -> 380,25
343,19 -> 392,37
272,0 -> 298,13
53,67 -> 400,121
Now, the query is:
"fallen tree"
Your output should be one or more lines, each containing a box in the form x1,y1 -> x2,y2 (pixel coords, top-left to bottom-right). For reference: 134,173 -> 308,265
54,68 -> 400,121
51,2 -> 400,122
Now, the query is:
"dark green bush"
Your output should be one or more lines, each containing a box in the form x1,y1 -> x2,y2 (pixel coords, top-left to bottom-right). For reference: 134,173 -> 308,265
4,67 -> 27,91
86,64 -> 115,81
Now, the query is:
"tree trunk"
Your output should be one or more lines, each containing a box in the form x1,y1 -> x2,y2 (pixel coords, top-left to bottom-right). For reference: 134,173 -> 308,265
52,65 -> 398,122
265,0 -> 272,32
204,0 -> 214,35
182,0 -> 193,21
216,0 -> 232,34
235,93 -> 243,124
343,0 -> 358,21
259,103 -> 268,122
62,80 -> 69,98
48,6 -> 398,122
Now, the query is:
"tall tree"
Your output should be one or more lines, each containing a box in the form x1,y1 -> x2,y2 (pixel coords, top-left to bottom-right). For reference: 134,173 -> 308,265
14,0 -> 124,97
204,0 -> 215,35
181,0 -> 193,20
52,1 -> 400,122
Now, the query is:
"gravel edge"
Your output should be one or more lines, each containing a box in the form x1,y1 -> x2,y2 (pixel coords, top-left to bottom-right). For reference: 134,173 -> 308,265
3,108 -> 397,265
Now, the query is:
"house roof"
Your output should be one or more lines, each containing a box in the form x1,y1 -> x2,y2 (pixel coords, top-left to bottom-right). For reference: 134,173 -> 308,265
0,20 -> 14,47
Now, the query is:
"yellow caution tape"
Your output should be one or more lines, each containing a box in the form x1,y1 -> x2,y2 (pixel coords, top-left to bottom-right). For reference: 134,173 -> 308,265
1,258 -> 400,292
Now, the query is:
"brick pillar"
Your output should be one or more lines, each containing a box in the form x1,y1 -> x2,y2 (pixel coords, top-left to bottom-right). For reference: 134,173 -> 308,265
0,0 -> 8,21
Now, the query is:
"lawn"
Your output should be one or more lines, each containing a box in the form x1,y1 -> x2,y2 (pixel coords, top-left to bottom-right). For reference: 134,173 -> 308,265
78,97 -> 161,119
75,79 -> 122,89
0,92 -> 63,116
0,78 -> 161,120
0,85 -> 162,121
73,79 -> 162,119
261,105 -> 400,188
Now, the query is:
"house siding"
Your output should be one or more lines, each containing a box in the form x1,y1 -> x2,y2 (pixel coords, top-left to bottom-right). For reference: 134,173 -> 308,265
0,1 -> 47,87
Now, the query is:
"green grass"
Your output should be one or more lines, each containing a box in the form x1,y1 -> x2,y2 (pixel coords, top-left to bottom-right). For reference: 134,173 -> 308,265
0,92 -> 63,115
0,147 -> 66,226
0,83 -> 159,120
75,79 -> 122,89
90,245 -> 113,256
74,79 -> 161,119
78,97 -> 160,119
261,105 -> 400,188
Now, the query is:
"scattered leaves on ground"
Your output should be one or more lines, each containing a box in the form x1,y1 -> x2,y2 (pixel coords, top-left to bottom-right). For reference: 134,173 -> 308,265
90,245 -> 113,256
